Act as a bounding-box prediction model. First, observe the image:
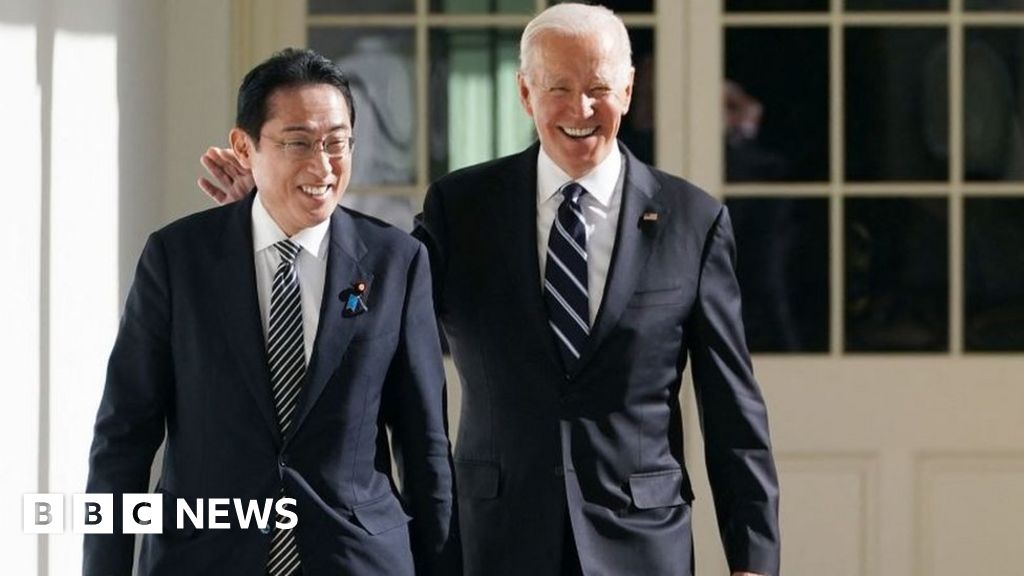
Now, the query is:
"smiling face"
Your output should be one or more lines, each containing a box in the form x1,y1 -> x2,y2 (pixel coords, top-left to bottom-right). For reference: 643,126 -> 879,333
518,31 -> 633,179
230,83 -> 352,236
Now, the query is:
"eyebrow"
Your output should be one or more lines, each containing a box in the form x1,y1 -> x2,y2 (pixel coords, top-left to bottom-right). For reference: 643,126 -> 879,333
279,123 -> 350,134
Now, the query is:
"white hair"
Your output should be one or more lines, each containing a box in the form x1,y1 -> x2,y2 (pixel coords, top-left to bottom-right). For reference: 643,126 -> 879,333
519,3 -> 633,87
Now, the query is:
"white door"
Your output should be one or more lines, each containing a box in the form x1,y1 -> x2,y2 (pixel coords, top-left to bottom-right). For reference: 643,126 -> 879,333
684,2 -> 1024,576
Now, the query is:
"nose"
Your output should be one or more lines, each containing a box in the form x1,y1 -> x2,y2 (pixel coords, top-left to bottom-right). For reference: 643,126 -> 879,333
574,92 -> 596,118
306,148 -> 333,178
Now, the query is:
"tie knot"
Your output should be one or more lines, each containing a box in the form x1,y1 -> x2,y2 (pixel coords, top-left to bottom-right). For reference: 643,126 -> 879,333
274,239 -> 301,265
561,182 -> 587,206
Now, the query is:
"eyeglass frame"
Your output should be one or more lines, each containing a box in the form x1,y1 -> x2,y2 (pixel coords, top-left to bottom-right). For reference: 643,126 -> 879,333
260,133 -> 355,160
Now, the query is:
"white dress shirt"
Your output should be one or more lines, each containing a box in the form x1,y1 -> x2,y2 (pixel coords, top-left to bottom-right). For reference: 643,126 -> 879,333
252,193 -> 330,362
536,145 -> 624,325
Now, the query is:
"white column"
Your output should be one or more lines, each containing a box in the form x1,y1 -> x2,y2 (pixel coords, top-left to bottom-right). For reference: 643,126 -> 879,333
0,5 -> 43,574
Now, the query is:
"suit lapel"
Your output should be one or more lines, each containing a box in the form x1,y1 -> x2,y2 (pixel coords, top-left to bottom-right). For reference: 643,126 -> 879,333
491,143 -> 564,373
287,208 -> 368,442
574,145 -> 667,374
214,194 -> 281,442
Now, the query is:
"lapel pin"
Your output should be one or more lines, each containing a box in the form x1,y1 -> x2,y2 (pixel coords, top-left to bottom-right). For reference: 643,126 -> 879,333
339,280 -> 369,318
640,211 -> 660,236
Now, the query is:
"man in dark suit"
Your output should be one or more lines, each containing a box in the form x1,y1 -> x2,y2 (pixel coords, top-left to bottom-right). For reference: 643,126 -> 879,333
86,48 -> 457,576
200,5 -> 780,575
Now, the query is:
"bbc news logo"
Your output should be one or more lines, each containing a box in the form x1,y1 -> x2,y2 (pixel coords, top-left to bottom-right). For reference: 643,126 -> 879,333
23,494 -> 297,534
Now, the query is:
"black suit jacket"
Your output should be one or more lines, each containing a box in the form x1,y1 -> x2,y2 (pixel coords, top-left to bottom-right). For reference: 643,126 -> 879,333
85,194 -> 458,576
415,143 -> 780,576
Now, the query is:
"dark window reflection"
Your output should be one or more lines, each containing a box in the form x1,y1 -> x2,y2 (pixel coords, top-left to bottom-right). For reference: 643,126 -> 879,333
965,0 -> 1024,9
965,197 -> 1024,351
726,0 -> 827,11
845,28 -> 948,181
309,0 -> 413,14
729,197 -> 830,353
619,28 -> 655,165
845,0 -> 947,9
431,0 -> 533,13
845,197 -> 948,352
552,0 -> 653,12
963,29 -> 1024,181
726,28 -> 829,182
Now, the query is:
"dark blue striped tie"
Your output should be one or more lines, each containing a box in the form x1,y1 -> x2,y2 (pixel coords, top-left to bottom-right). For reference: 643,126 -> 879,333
267,239 -> 303,576
544,182 -> 590,370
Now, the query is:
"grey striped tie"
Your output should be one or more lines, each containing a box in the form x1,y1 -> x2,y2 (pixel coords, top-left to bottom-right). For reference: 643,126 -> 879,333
544,182 -> 590,370
267,239 -> 303,576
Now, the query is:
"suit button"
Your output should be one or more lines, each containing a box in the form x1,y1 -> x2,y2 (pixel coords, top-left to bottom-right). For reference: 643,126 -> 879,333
279,455 -> 288,467
554,465 -> 564,477
260,526 -> 271,535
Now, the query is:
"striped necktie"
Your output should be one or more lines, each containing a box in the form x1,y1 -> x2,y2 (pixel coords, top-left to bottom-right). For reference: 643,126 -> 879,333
267,239 -> 303,576
544,182 -> 590,370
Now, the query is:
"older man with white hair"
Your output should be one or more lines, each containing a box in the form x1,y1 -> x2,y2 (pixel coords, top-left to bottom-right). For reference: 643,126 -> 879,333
201,4 -> 780,576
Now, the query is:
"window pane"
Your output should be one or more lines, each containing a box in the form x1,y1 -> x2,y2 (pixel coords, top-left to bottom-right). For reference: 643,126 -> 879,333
845,0 -> 947,10
725,28 -> 829,182
619,28 -> 655,165
725,0 -> 827,11
845,28 -> 948,181
964,197 -> 1024,351
966,0 -> 1024,9
431,0 -> 533,14
552,0 -> 653,12
845,197 -> 949,352
428,29 -> 534,180
728,197 -> 830,353
428,27 -> 654,178
308,28 -> 417,186
963,29 -> 1024,181
309,0 -> 413,14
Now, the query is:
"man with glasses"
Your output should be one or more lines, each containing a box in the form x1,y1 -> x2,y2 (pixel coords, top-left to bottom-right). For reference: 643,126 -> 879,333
85,48 -> 458,576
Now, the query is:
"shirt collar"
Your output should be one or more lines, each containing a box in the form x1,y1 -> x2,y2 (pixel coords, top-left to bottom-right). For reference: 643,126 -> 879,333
537,143 -> 622,208
252,191 -> 330,260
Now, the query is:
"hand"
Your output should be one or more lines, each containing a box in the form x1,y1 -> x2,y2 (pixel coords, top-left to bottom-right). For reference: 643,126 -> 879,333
198,146 -> 254,205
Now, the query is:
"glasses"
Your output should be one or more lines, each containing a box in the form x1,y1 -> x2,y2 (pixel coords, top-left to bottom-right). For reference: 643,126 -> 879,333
262,134 -> 355,160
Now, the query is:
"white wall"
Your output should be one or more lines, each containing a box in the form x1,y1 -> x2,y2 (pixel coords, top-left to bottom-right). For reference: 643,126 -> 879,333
0,0 -> 228,573
0,1 -> 44,573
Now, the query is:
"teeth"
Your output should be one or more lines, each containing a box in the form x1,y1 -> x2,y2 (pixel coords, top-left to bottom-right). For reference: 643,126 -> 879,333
561,126 -> 597,138
300,185 -> 331,197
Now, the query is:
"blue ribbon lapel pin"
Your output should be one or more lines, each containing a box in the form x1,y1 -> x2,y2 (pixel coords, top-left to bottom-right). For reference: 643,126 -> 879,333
339,281 -> 369,318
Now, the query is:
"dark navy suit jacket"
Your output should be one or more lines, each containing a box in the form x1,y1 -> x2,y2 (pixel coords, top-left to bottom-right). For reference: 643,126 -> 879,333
85,194 -> 458,575
415,142 -> 780,576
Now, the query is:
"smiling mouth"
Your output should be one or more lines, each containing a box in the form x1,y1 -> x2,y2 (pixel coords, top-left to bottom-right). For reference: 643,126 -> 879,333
300,185 -> 332,198
560,126 -> 598,139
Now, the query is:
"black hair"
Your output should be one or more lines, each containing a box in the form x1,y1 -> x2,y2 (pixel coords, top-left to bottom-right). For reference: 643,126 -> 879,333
235,47 -> 355,142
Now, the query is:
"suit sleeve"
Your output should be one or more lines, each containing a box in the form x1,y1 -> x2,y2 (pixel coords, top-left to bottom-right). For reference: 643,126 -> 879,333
384,243 -> 461,575
412,182 -> 448,316
687,206 -> 781,576
84,233 -> 174,576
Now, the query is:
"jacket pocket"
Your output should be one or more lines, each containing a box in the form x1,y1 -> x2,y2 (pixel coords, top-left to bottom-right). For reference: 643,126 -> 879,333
454,459 -> 500,500
351,495 -> 412,536
628,468 -> 693,510
627,287 -> 687,308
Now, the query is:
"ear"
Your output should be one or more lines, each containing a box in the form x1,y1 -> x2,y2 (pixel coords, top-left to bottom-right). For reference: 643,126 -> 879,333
229,128 -> 255,170
517,72 -> 535,118
621,67 -> 635,115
